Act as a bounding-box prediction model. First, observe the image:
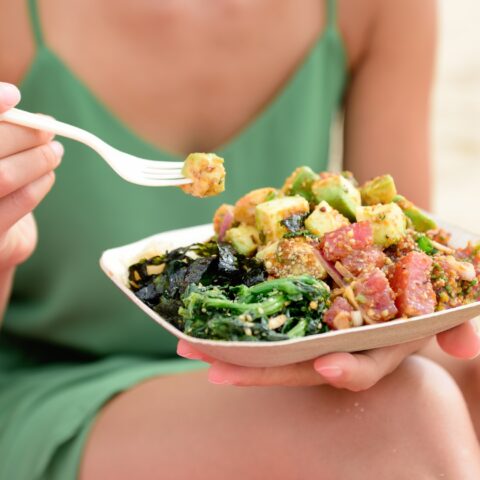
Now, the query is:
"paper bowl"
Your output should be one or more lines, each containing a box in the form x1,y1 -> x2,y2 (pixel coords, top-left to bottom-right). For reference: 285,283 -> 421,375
100,220 -> 480,367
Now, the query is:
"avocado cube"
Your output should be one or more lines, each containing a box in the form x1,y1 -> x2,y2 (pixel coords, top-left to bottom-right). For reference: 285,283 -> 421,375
304,201 -> 349,237
225,225 -> 260,256
393,195 -> 437,232
255,196 -> 310,242
403,208 -> 437,232
281,166 -> 319,202
356,203 -> 407,247
360,174 -> 397,205
311,175 -> 361,221
234,187 -> 279,226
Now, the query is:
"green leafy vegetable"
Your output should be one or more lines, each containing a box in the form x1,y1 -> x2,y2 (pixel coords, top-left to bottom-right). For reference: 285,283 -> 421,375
180,275 -> 330,341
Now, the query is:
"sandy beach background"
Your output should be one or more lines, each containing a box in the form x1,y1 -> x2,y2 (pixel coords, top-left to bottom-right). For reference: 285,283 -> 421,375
433,0 -> 480,231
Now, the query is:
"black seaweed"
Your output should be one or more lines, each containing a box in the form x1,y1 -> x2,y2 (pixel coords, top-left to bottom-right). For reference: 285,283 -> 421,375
280,213 -> 308,234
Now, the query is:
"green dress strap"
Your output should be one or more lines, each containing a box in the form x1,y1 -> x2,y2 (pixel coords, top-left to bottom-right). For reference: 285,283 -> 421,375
326,0 -> 338,31
27,0 -> 45,47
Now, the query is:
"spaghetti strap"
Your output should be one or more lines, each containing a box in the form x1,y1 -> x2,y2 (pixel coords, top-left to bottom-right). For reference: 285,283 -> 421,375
27,0 -> 45,47
326,0 -> 338,30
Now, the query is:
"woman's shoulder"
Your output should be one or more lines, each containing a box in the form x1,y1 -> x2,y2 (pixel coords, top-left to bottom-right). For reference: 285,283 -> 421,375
0,0 -> 35,84
339,0 -> 437,71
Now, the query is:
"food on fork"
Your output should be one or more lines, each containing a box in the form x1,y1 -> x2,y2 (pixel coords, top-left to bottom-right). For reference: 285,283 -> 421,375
180,153 -> 226,197
129,169 -> 480,341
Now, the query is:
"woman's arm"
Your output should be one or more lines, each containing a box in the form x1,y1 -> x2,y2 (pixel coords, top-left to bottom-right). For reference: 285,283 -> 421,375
343,0 -> 437,209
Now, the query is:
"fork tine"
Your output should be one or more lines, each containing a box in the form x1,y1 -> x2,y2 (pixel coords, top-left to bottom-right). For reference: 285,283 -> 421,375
139,166 -> 184,175
115,166 -> 191,184
137,170 -> 186,179
123,176 -> 192,187
120,158 -> 185,169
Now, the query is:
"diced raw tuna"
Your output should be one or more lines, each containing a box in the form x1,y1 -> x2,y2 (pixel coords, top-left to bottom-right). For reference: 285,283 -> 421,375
324,297 -> 353,329
340,246 -> 387,277
390,251 -> 436,317
352,268 -> 398,322
321,222 -> 373,262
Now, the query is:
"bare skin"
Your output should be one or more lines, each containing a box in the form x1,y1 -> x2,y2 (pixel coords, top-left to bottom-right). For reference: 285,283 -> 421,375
0,0 -> 479,478
421,338 -> 480,439
80,357 -> 480,480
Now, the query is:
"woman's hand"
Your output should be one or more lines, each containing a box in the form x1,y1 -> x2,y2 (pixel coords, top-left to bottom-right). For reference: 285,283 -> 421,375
177,320 -> 480,391
0,82 -> 63,270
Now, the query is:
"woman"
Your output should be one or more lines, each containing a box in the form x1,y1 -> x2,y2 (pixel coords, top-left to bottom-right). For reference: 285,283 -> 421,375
0,0 -> 479,478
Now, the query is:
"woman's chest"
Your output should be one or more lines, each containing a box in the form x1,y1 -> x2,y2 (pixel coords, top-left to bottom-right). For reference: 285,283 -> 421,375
46,0 -> 328,154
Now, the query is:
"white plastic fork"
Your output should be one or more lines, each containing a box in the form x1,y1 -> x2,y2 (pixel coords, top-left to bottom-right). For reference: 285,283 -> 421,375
0,108 -> 192,187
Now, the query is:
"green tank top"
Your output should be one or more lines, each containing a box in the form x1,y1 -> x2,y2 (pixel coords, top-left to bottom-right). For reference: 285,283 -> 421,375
3,0 -> 347,358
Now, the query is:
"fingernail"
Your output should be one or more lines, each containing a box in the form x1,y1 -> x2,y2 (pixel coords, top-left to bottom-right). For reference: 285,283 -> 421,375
315,366 -> 343,379
176,342 -> 204,360
473,321 -> 480,336
0,83 -> 21,106
50,141 -> 64,157
208,362 -> 233,385
208,370 -> 232,385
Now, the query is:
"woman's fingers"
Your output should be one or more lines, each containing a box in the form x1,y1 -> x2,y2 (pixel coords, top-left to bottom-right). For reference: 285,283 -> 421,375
436,320 -> 480,359
0,83 -> 21,112
180,325 -> 480,390
0,83 -> 54,158
313,338 -> 428,392
0,170 -> 57,235
178,338 -> 427,389
208,360 -> 326,387
177,340 -> 324,386
0,141 -> 63,200
207,360 -> 325,387
176,340 -> 215,363
0,214 -> 37,268
192,338 -> 427,389
0,121 -> 54,159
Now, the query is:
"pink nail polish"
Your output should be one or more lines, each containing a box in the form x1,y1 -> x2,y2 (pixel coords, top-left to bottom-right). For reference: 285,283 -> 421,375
208,364 -> 233,385
178,351 -> 204,360
177,343 -> 203,360
315,366 -> 343,379
208,372 -> 232,385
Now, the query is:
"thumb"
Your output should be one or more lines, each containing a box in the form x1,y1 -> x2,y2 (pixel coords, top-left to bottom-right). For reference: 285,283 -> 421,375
436,320 -> 480,359
0,83 -> 21,112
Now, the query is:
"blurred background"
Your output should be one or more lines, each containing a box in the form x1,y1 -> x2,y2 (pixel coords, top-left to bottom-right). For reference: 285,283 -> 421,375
433,0 -> 480,231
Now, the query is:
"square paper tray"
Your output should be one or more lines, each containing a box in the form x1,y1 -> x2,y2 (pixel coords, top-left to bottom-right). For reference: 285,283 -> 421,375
100,221 -> 480,367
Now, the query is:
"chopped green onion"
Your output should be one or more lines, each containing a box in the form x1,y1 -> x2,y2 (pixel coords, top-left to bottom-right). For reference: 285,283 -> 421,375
416,235 -> 438,255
